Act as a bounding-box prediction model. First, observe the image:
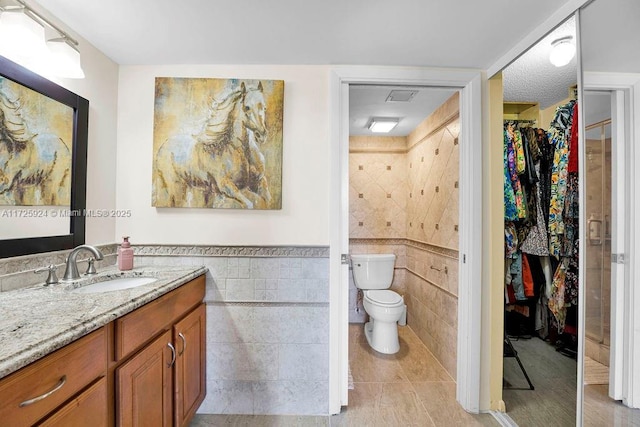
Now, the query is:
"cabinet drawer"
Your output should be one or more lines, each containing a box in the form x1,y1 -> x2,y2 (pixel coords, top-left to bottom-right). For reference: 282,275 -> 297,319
38,377 -> 107,427
115,275 -> 205,360
0,327 -> 106,427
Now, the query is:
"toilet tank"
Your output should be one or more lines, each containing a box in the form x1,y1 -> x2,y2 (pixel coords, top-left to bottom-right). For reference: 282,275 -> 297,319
351,254 -> 396,290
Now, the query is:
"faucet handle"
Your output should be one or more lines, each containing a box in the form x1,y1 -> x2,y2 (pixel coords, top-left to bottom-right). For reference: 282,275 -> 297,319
34,265 -> 59,285
85,257 -> 97,275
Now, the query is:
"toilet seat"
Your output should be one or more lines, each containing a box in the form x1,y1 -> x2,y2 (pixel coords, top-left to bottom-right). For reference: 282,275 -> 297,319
365,290 -> 403,306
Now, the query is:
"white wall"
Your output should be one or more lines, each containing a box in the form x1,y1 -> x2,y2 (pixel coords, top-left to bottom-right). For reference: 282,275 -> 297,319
115,65 -> 330,246
30,2 -> 120,246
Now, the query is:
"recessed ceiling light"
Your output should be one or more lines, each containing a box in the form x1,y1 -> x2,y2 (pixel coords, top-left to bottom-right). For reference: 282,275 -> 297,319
368,118 -> 399,133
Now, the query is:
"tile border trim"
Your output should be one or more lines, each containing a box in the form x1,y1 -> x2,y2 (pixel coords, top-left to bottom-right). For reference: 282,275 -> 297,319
349,238 -> 458,259
133,245 -> 330,258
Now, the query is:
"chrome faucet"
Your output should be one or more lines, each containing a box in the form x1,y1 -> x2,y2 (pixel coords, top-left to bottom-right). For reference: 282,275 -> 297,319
62,245 -> 104,281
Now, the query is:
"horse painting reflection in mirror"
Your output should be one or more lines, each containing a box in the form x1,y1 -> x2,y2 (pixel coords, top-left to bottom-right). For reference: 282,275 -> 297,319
0,79 -> 72,206
153,78 -> 284,209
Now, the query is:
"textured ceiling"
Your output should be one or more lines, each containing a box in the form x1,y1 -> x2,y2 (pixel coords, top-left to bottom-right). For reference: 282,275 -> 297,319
502,17 -> 577,110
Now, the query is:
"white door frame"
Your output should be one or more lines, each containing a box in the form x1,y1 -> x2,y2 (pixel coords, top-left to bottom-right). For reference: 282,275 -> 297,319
328,66 -> 483,414
583,71 -> 640,409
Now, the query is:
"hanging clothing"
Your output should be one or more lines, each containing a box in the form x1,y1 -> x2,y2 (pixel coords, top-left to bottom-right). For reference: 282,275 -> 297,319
548,100 -> 576,258
549,257 -> 570,332
512,128 -> 526,174
521,162 -> 550,256
567,103 -> 579,174
520,127 -> 539,185
536,128 -> 555,229
505,257 -> 515,304
521,253 -> 535,298
505,221 -> 518,258
510,252 -> 526,301
563,173 -> 580,257
504,128 -> 527,219
504,138 -> 518,220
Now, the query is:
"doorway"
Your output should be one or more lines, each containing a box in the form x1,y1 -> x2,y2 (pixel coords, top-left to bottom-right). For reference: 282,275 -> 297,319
347,83 -> 461,372
581,87 -> 640,423
328,66 -> 483,414
583,92 -> 612,389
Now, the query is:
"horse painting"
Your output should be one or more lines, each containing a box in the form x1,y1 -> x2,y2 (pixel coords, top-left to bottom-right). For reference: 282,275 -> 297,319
0,87 -> 72,206
153,78 -> 284,209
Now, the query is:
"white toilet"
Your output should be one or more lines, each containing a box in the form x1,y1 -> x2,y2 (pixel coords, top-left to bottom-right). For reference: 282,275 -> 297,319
351,253 -> 406,354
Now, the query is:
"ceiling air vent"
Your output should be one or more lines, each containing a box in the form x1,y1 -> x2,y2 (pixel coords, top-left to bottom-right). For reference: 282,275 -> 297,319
386,90 -> 418,102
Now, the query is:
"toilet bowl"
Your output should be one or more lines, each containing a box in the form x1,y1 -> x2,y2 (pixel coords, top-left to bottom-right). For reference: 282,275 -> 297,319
351,254 -> 406,354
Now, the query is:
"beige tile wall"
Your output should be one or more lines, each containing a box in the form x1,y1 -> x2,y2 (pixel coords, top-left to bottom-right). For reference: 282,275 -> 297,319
406,118 -> 460,249
349,136 -> 408,239
349,94 -> 460,378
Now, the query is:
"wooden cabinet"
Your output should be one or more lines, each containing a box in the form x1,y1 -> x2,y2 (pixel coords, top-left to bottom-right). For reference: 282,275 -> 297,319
0,327 -> 107,427
0,274 -> 206,427
39,377 -> 108,427
173,303 -> 206,426
116,330 -> 174,426
115,276 -> 206,427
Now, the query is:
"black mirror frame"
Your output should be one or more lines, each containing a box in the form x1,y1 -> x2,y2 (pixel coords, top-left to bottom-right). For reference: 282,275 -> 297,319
0,55 -> 88,258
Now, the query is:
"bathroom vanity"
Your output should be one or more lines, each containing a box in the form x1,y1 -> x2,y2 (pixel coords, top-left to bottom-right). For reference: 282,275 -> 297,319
0,265 -> 207,426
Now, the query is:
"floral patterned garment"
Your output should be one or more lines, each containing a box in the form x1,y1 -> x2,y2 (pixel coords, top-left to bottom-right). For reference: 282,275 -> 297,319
504,131 -> 518,221
548,127 -> 569,258
520,163 -> 550,256
548,101 -> 576,258
512,128 -> 526,174
563,172 -> 579,257
505,129 -> 527,219
505,221 -> 518,258
549,257 -> 570,332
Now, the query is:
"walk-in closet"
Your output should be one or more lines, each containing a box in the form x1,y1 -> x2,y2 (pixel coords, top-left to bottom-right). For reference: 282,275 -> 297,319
498,16 -> 580,426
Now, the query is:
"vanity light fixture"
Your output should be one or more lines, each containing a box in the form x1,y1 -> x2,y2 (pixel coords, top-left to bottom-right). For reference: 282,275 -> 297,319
368,117 -> 399,133
0,0 -> 84,78
549,35 -> 576,67
46,36 -> 84,78
0,6 -> 47,66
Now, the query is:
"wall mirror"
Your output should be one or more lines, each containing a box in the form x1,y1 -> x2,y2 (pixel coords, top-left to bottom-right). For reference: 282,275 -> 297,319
0,55 -> 88,258
496,14 -> 580,426
579,0 -> 640,423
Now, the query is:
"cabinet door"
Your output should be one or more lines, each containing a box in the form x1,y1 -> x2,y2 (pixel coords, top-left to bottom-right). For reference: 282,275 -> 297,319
117,330 -> 174,427
173,303 -> 206,426
38,377 -> 107,427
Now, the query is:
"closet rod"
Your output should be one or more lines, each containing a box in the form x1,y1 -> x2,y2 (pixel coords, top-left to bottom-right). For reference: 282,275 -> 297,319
503,119 -> 537,124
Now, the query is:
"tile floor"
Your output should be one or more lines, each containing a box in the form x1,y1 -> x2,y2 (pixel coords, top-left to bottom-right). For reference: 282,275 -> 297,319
503,335 -> 640,427
503,336 -> 577,426
190,324 -> 499,426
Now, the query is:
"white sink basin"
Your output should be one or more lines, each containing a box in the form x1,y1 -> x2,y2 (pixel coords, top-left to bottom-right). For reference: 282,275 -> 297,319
71,277 -> 157,293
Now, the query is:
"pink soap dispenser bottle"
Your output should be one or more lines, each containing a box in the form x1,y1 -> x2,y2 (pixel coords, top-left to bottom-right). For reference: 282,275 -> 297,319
118,236 -> 134,271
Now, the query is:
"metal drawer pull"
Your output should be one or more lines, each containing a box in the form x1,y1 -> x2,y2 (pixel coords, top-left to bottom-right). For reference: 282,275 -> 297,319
19,375 -> 67,407
167,342 -> 176,367
178,333 -> 186,356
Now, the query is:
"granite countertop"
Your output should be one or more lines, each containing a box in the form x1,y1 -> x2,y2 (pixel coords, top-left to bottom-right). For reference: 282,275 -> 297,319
0,264 -> 208,380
